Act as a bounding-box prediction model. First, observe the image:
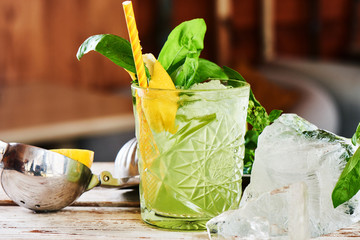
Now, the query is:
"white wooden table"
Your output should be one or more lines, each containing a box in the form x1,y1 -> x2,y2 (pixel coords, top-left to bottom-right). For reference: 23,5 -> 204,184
1,163 -> 360,239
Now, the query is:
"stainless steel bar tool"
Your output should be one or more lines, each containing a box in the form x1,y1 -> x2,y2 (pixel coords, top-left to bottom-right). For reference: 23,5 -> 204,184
0,139 -> 139,212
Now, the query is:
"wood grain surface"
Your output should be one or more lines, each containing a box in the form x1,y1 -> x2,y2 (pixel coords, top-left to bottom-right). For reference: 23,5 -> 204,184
0,162 -> 360,239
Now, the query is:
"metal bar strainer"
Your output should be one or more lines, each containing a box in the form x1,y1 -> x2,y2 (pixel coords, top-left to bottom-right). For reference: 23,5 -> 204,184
0,138 -> 139,212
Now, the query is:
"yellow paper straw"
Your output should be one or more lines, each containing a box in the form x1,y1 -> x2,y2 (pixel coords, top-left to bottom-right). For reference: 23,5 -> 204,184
122,1 -> 148,88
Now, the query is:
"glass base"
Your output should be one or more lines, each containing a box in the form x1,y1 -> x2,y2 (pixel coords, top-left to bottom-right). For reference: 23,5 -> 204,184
141,208 -> 209,230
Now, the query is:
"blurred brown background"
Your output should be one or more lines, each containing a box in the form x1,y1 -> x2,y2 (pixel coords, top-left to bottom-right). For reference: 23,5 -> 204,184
1,0 -> 359,160
1,0 -> 358,89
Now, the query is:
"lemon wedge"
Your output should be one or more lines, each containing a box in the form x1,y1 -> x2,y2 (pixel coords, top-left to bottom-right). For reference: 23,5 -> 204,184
125,53 -> 156,81
143,53 -> 156,76
133,54 -> 178,205
50,149 -> 94,168
140,54 -> 178,134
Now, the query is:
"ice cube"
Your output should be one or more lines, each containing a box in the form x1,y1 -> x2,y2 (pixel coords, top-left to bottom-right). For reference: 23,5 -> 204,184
189,80 -> 228,90
207,114 -> 360,238
207,182 -> 309,240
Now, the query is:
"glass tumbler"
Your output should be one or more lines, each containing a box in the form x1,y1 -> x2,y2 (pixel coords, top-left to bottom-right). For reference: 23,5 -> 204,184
131,79 -> 250,230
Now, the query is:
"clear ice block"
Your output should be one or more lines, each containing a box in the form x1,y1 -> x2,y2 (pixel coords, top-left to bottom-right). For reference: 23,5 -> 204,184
207,114 -> 360,238
207,182 -> 310,239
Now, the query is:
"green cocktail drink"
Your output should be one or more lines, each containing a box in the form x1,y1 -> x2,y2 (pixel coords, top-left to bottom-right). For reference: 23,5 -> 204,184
77,13 -> 278,230
132,80 -> 249,229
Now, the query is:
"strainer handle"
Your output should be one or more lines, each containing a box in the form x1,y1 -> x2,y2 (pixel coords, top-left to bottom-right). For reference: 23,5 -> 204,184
99,171 -> 139,189
85,171 -> 139,191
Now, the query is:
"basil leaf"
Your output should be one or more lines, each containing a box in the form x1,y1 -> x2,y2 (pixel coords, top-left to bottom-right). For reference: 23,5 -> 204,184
222,65 -> 282,174
244,130 -> 259,174
245,130 -> 259,149
171,56 -> 199,88
222,66 -> 246,82
332,147 -> 360,208
77,34 -> 135,73
170,58 -> 228,88
244,148 -> 255,174
351,123 -> 360,146
223,66 -> 260,107
173,113 -> 216,143
269,109 -> 283,123
194,58 -> 228,83
77,34 -> 150,81
223,65 -> 282,132
158,18 -> 206,80
223,66 -> 265,129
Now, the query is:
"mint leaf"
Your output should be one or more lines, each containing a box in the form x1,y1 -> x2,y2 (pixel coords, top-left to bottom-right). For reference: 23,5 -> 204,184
158,18 -> 206,87
332,147 -> 360,208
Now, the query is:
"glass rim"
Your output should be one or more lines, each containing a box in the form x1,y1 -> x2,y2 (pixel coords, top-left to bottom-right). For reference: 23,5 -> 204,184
131,79 -> 250,93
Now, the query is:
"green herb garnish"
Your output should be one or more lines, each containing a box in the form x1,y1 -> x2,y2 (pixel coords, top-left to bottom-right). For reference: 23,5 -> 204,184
332,124 -> 360,208
222,65 -> 282,173
352,123 -> 360,146
158,19 -> 206,88
76,18 -> 281,174
76,34 -> 150,80
76,34 -> 134,72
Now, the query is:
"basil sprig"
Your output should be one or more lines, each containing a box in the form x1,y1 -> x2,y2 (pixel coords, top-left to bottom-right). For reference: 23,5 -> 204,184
76,34 -> 150,80
332,123 -> 360,208
76,18 -> 282,174
222,66 -> 282,173
158,18 -> 209,88
77,34 -> 135,72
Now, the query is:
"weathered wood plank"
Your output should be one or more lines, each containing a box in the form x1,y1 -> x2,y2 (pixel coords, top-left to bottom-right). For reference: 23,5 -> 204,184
0,206 -> 208,239
1,205 -> 360,239
1,163 -> 360,239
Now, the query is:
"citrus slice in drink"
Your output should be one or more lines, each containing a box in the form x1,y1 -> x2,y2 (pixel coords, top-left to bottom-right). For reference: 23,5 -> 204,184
133,54 -> 179,208
140,54 -> 179,134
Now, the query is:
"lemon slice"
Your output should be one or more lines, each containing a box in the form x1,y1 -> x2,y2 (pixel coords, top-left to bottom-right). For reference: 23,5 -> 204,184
143,53 -> 156,76
50,149 -> 94,168
133,54 -> 178,206
125,53 -> 156,81
140,54 -> 178,134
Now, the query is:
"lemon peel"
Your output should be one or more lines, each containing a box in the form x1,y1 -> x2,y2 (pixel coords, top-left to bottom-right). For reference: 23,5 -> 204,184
143,53 -> 156,76
125,69 -> 136,80
134,54 -> 178,205
126,52 -> 179,133
141,57 -> 178,134
50,149 -> 94,169
124,53 -> 156,81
